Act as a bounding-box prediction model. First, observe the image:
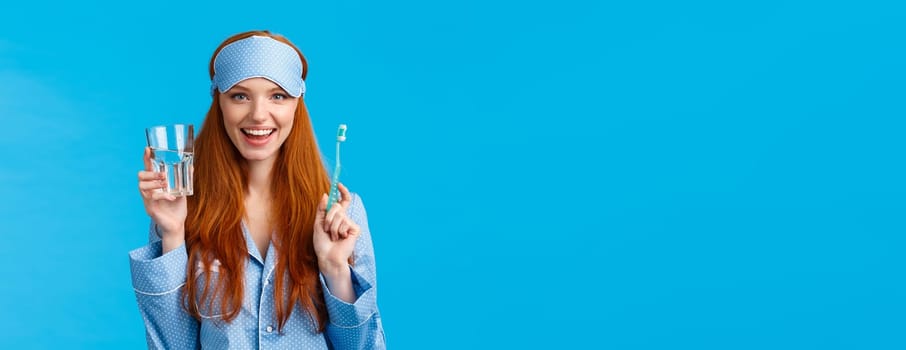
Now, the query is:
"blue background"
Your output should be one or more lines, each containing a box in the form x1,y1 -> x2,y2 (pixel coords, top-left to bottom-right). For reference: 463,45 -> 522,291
1,0 -> 904,349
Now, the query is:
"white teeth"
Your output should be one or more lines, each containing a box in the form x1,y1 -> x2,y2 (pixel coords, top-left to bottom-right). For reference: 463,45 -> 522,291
242,129 -> 274,136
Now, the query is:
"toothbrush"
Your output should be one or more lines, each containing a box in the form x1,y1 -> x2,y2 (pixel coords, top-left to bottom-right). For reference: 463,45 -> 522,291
326,124 -> 347,213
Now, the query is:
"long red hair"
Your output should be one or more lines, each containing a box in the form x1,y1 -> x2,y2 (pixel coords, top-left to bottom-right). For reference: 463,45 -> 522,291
182,30 -> 331,332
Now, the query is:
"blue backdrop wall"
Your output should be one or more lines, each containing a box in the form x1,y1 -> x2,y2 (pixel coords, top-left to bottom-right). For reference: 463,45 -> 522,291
0,0 -> 903,348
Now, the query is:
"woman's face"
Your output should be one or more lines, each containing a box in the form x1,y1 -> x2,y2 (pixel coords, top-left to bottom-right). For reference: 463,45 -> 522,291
219,77 -> 298,163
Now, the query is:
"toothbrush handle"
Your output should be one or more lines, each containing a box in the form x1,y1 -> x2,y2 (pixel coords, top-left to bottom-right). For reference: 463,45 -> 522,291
326,166 -> 341,212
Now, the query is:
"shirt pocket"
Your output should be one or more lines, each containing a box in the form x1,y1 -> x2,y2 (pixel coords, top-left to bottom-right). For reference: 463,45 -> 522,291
194,259 -> 225,319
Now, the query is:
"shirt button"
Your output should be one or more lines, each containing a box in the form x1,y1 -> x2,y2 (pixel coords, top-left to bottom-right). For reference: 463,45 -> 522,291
266,326 -> 274,333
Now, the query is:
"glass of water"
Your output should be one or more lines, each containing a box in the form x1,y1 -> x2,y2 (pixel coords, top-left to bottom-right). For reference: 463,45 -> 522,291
145,124 -> 194,196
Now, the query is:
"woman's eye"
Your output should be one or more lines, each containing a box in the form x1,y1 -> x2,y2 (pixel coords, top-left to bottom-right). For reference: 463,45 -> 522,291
272,93 -> 287,100
229,93 -> 248,101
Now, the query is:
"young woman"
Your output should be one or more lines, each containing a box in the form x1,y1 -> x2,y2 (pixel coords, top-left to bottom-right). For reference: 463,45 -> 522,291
129,30 -> 385,349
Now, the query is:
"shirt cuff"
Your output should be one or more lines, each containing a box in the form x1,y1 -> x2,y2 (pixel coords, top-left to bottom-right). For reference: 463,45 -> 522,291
320,267 -> 377,328
129,241 -> 188,295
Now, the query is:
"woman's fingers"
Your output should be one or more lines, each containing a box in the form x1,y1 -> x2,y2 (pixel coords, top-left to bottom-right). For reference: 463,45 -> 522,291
320,188 -> 358,242
330,213 -> 344,238
337,182 -> 352,208
324,225 -> 336,241
317,193 -> 329,213
150,191 -> 177,201
324,202 -> 360,241
139,180 -> 166,192
138,170 -> 167,198
324,202 -> 342,228
329,217 -> 359,241
138,170 -> 164,181
324,204 -> 340,241
143,147 -> 154,172
337,221 -> 350,239
348,221 -> 360,236
341,220 -> 360,239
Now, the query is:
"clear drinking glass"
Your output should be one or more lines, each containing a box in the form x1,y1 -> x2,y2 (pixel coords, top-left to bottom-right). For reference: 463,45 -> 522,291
145,124 -> 194,196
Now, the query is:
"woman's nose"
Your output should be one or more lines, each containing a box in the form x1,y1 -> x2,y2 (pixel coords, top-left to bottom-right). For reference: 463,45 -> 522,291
249,101 -> 269,122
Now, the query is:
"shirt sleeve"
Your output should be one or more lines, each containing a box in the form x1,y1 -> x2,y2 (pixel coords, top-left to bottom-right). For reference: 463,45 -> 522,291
129,223 -> 200,350
321,193 -> 387,349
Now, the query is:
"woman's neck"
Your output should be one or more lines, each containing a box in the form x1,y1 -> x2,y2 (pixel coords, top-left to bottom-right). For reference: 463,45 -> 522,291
245,158 -> 274,200
244,158 -> 276,259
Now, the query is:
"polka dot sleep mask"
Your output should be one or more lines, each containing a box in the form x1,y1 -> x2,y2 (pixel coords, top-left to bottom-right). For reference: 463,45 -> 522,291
211,35 -> 305,98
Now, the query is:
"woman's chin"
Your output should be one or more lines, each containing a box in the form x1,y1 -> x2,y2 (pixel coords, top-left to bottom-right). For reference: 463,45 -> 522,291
239,149 -> 278,163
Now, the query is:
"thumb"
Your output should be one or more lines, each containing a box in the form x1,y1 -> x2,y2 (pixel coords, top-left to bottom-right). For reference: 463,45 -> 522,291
143,147 -> 153,171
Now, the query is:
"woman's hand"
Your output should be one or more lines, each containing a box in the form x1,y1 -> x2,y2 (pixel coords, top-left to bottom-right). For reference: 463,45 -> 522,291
313,183 -> 361,275
138,147 -> 187,252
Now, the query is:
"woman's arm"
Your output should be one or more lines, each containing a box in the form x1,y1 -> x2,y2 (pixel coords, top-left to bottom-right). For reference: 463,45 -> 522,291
321,193 -> 386,349
129,223 -> 200,350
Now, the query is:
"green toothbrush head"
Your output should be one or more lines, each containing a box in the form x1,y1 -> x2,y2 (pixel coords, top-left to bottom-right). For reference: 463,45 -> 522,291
337,124 -> 347,142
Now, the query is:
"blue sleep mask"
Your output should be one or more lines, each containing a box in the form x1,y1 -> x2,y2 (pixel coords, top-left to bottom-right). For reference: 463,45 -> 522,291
211,35 -> 305,98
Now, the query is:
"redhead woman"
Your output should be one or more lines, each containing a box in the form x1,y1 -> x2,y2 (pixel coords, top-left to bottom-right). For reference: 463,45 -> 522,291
129,30 -> 385,349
